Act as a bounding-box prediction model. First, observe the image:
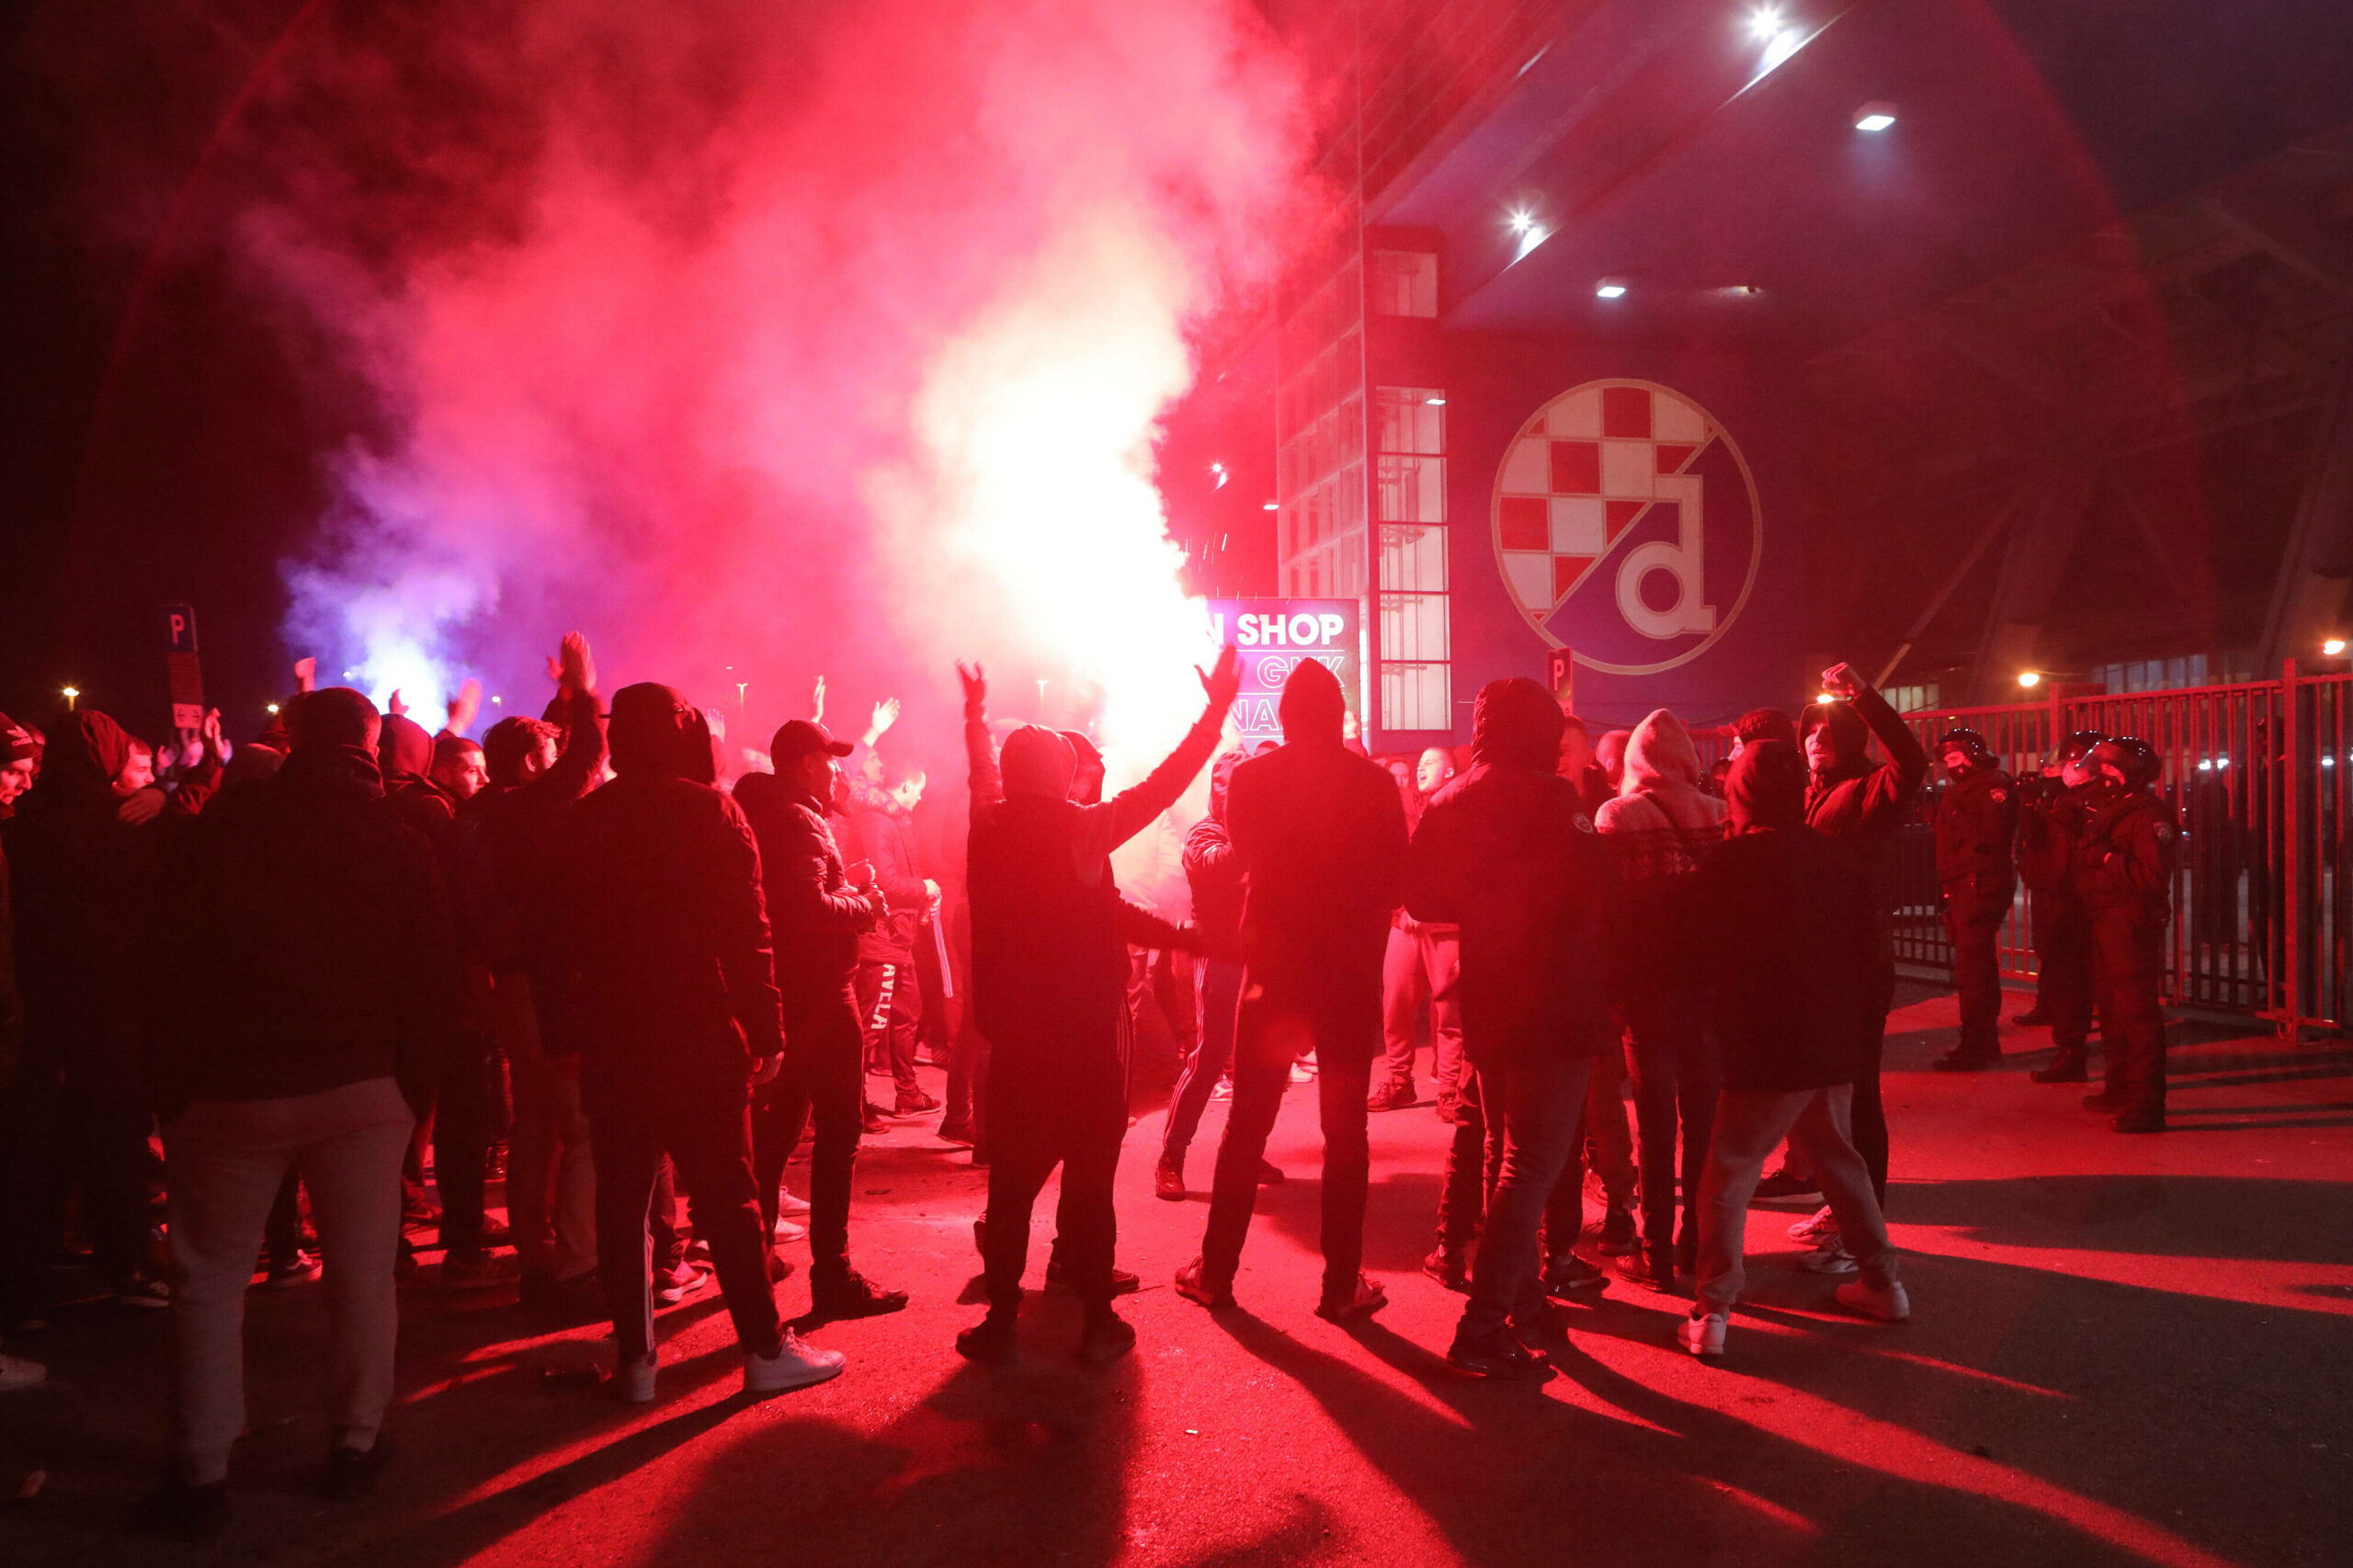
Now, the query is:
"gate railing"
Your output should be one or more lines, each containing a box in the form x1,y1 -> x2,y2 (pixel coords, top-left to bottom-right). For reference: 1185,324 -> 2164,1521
1894,662 -> 2348,1038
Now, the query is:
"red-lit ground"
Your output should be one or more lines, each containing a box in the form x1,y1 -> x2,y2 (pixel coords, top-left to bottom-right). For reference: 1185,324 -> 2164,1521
6,983 -> 2350,1568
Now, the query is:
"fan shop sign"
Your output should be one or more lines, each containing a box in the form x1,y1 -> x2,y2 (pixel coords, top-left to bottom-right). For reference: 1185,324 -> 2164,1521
1491,378 -> 1762,676
1206,599 -> 1360,747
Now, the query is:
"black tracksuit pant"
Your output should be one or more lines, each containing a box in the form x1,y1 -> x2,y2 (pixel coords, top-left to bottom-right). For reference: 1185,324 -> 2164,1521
979,1048 -> 1126,1315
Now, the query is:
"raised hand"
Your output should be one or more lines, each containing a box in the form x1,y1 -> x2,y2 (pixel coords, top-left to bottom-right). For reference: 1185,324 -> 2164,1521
957,662 -> 987,716
550,631 -> 596,695
389,689 -> 409,718
292,656 -> 317,694
870,697 -> 901,738
1197,643 -> 1241,710
811,675 -> 826,722
200,708 -> 224,757
1820,662 -> 1865,700
447,677 -> 482,735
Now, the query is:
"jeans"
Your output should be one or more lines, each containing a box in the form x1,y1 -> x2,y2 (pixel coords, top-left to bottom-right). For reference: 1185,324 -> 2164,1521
164,1078 -> 414,1484
1199,981 -> 1377,1300
1162,958 -> 1242,1165
1380,923 -> 1462,1094
1461,1052 -> 1593,1334
1620,986 -> 1718,1262
584,1061 -> 781,1365
496,973 -> 595,1283
755,982 -> 865,1275
1852,959 -> 1897,1202
1695,1085 -> 1899,1312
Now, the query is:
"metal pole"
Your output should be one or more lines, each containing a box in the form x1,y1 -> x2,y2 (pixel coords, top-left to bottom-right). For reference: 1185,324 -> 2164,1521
2282,657 -> 2302,1040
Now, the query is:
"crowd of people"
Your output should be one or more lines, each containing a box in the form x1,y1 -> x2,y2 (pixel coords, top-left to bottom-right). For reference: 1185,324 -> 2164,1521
0,631 -> 2181,1534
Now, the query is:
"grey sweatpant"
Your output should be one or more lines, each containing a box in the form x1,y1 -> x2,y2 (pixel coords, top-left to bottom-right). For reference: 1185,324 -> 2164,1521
165,1077 -> 414,1483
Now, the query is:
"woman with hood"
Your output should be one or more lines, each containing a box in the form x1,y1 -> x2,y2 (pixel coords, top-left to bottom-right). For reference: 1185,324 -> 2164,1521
1406,677 -> 1616,1379
1792,663 -> 1928,1272
1677,740 -> 1909,1358
1595,708 -> 1726,1290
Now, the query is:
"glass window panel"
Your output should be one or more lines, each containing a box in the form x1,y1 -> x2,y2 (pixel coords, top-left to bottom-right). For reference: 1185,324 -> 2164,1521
1379,524 -> 1449,592
1380,592 -> 1451,662
1375,454 -> 1446,522
1381,662 -> 1451,732
1370,250 -> 1438,318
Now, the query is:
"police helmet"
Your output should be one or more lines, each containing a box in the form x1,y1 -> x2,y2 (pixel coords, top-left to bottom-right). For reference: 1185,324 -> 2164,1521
1937,728 -> 1993,768
2054,730 -> 2106,766
2094,736 -> 2162,790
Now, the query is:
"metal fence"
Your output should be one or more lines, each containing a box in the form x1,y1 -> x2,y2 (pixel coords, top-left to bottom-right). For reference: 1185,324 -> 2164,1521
1893,663 -> 2349,1039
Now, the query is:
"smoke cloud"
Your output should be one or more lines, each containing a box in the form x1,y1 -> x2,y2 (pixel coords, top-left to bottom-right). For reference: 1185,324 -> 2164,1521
240,0 -> 1313,779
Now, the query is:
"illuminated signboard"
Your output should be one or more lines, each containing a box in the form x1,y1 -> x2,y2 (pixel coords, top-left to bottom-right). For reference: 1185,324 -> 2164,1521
1205,598 -> 1361,748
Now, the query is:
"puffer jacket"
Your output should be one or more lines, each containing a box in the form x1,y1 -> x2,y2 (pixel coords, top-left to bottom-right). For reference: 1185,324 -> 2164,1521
1406,678 -> 1616,1067
1595,709 -> 1723,990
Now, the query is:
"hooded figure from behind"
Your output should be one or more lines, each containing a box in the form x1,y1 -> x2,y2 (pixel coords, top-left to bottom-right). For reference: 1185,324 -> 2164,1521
960,652 -> 1235,1363
1183,657 -> 1409,1323
538,681 -> 824,1396
153,687 -> 455,1501
1404,676 -> 1616,1375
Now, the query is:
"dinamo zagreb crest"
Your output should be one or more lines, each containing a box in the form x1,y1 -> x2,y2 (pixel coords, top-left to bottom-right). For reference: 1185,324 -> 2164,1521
1491,379 -> 1762,676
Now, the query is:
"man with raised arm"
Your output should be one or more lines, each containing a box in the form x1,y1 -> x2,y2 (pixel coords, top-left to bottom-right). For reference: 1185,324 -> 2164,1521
957,647 -> 1236,1366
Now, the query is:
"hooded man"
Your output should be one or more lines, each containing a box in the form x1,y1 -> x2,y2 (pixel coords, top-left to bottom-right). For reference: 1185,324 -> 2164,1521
958,649 -> 1234,1366
8,707 -> 216,1314
540,683 -> 843,1403
146,687 -> 450,1527
735,717 -> 904,1321
1791,663 -> 1927,1270
1677,740 -> 1908,1359
1595,708 -> 1725,1290
1176,657 -> 1407,1324
1404,678 -> 1615,1377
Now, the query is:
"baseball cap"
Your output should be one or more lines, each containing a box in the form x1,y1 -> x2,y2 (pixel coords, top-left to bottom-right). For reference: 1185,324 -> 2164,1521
770,718 -> 854,763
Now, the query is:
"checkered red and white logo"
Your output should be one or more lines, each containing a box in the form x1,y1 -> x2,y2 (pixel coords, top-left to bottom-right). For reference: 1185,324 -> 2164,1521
1491,379 -> 1761,676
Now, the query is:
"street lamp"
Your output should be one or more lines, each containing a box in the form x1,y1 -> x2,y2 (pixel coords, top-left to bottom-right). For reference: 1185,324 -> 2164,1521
62,686 -> 79,710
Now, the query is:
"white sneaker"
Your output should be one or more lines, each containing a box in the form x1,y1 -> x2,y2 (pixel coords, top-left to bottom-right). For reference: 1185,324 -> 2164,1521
745,1330 -> 845,1396
1835,1278 -> 1912,1322
1788,1205 -> 1838,1244
773,1216 -> 808,1243
778,1188 -> 813,1219
1678,1308 -> 1727,1358
0,1353 -> 47,1392
616,1351 -> 657,1404
1799,1241 -> 1859,1276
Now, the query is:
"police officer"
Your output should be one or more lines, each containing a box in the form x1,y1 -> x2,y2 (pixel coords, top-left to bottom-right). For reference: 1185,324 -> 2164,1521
2072,738 -> 2177,1133
2016,733 -> 2103,1085
1930,730 -> 2018,1071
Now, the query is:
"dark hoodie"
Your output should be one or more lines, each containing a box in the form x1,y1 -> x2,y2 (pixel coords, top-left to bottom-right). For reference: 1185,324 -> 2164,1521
1404,677 -> 1613,1066
1225,659 -> 1407,1003
380,712 -> 460,865
1800,687 -> 1927,960
165,688 -> 453,1108
540,684 -> 785,1080
7,710 -> 208,1075
965,678 -> 1220,1065
1688,741 -> 1873,1092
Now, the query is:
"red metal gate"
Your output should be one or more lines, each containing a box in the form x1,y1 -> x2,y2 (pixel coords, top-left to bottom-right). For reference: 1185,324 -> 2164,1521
1897,663 -> 2348,1038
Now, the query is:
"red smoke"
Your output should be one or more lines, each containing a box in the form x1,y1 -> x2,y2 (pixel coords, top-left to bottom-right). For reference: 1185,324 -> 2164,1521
240,0 -> 1316,775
